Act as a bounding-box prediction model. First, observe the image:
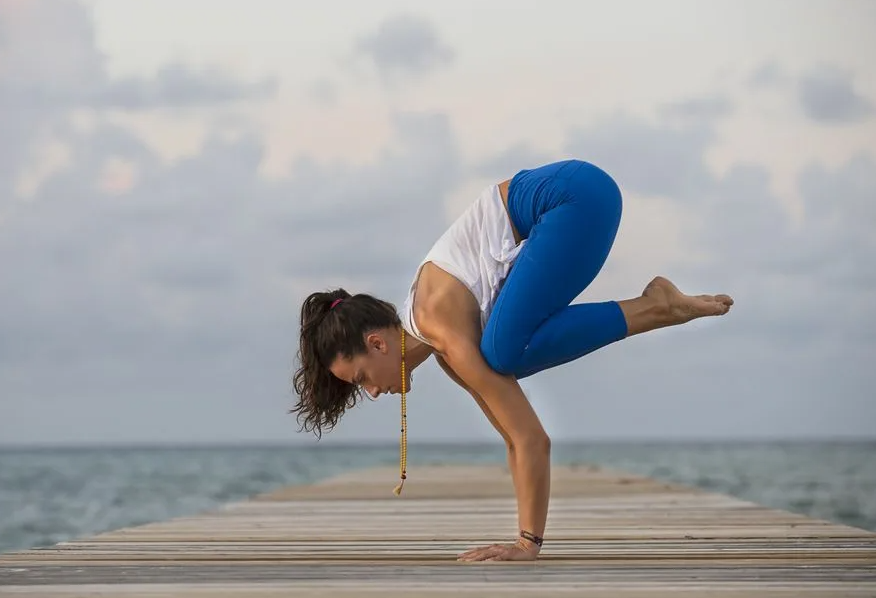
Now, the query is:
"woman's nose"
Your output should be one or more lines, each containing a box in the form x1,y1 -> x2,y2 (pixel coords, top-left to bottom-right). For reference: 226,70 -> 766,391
366,385 -> 381,398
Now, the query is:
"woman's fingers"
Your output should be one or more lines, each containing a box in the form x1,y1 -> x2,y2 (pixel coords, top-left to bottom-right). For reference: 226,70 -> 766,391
457,543 -> 502,561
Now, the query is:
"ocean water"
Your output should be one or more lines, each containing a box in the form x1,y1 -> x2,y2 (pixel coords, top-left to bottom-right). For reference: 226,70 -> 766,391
1,440 -> 874,554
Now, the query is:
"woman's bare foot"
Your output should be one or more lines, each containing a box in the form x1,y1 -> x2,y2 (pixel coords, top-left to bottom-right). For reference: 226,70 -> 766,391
643,276 -> 734,325
618,276 -> 733,336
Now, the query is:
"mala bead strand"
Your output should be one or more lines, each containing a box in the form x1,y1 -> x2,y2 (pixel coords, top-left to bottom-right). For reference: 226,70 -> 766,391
393,328 -> 408,496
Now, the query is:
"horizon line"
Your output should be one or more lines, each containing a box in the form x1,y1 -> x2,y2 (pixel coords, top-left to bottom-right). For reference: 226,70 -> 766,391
1,435 -> 875,451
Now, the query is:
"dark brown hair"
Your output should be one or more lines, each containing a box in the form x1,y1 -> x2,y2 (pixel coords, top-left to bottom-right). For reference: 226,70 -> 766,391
291,288 -> 401,438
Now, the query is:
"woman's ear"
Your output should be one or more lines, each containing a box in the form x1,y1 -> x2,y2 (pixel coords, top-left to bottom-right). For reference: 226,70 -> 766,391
366,332 -> 384,353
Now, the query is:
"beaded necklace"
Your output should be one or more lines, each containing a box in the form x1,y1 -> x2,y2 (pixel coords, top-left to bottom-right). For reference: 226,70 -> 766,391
392,328 -> 407,495
328,298 -> 407,494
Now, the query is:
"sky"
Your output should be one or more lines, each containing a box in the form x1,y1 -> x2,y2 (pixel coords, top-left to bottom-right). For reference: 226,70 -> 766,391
1,0 -> 874,446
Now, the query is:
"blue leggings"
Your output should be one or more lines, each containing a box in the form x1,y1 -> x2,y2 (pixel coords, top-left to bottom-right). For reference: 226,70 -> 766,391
480,160 -> 628,379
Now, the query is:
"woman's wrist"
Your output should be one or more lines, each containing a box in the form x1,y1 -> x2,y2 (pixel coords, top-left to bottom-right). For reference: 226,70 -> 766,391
518,530 -> 543,552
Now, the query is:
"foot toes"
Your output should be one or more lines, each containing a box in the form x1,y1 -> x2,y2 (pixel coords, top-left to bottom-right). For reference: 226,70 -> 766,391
699,293 -> 734,310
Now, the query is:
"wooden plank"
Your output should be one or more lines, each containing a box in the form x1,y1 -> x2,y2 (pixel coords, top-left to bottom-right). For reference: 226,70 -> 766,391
4,585 -> 876,598
1,464 -> 874,597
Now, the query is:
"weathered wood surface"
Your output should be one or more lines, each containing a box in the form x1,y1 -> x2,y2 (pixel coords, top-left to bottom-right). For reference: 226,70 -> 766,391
1,464 -> 875,597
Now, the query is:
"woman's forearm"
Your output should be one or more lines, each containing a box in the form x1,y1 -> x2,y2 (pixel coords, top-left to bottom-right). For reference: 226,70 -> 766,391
510,437 -> 551,539
506,443 -> 518,490
431,339 -> 552,545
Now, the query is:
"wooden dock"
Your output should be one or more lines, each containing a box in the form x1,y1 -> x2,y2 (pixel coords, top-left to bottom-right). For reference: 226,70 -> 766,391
1,463 -> 875,596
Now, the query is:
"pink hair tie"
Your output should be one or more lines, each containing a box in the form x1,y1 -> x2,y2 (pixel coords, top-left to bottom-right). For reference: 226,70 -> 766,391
330,298 -> 344,309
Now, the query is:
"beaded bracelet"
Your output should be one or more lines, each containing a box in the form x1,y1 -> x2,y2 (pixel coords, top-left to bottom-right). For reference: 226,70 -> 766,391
519,530 -> 544,547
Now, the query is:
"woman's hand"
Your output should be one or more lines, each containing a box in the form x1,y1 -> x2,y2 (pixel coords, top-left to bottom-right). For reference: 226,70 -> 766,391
457,539 -> 541,562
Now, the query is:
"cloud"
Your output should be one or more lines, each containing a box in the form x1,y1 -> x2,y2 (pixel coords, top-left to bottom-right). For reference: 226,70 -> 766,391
0,109 -> 462,444
2,1 -> 874,445
686,151 -> 875,309
797,66 -> 873,124
352,14 -> 454,87
693,163 -> 790,265
795,153 -> 876,295
659,95 -> 734,120
516,114 -> 876,441
565,114 -> 716,202
0,0 -> 276,112
746,62 -> 873,125
673,154 -> 876,373
0,0 -> 98,195
558,112 -> 874,354
0,0 -> 278,211
471,143 -> 555,180
0,0 -> 104,99
0,6 -> 463,446
748,61 -> 787,89
306,78 -> 339,107
95,64 -> 277,110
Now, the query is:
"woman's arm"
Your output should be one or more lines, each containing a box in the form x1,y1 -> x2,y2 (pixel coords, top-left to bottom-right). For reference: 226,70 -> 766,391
425,324 -> 551,554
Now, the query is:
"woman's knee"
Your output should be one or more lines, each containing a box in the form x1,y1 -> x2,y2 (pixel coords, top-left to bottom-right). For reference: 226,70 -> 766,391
578,163 -> 623,215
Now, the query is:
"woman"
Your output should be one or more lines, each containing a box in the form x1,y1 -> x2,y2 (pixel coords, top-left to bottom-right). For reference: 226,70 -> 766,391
292,159 -> 733,562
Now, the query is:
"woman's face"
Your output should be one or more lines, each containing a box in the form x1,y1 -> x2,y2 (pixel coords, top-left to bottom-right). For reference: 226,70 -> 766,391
329,329 -> 411,398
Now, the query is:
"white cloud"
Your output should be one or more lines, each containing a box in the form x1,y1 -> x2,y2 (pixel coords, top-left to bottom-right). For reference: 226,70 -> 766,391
798,66 -> 874,124
659,95 -> 735,120
0,1 -> 275,111
565,115 -> 716,202
0,0 -> 277,201
2,0 -> 874,445
350,14 -> 454,88
0,108 -> 464,444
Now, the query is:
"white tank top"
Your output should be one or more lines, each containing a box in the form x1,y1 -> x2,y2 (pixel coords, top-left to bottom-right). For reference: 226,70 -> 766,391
400,183 -> 527,346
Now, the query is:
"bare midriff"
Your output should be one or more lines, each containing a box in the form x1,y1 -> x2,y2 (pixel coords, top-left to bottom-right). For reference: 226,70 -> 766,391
498,178 -> 523,246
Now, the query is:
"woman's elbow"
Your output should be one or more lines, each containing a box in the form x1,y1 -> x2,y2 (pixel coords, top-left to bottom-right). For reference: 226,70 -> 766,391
513,432 -> 551,454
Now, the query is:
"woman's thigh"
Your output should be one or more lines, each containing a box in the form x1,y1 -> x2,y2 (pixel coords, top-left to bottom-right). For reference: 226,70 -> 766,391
481,161 -> 623,366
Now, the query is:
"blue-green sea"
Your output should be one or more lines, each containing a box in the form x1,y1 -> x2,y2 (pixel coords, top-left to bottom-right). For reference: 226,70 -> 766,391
1,440 -> 874,554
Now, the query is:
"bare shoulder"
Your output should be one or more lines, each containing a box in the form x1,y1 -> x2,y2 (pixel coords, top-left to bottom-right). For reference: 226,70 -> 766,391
413,262 -> 481,354
414,264 -> 497,391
